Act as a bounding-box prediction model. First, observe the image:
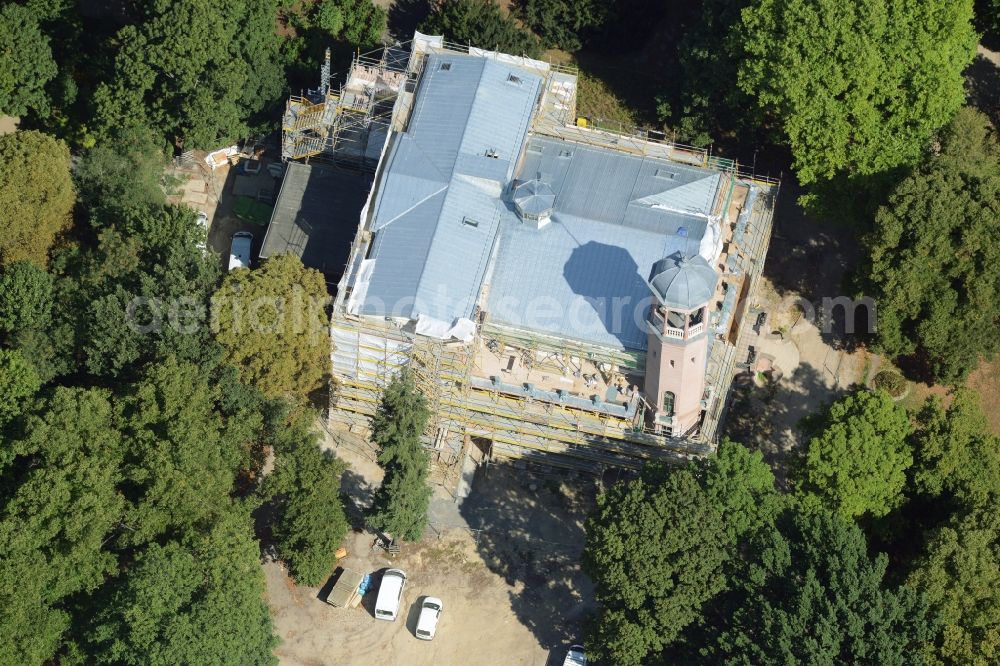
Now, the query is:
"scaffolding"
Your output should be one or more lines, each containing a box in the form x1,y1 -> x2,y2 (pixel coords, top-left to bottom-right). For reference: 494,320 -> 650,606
281,46 -> 409,169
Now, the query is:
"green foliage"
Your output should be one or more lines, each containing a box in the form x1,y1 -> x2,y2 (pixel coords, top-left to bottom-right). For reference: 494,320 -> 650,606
583,467 -> 729,665
0,4 -> 57,116
0,387 -> 124,664
911,391 -> 1000,509
94,0 -> 286,149
421,0 -> 542,59
522,0 -> 608,51
87,507 -> 279,665
873,369 -> 906,397
713,509 -> 934,664
75,127 -> 168,211
0,348 -> 40,430
802,389 -> 912,518
865,108 -> 1000,384
118,357 -> 247,545
366,370 -> 432,542
315,0 -> 386,46
0,261 -> 53,336
266,413 -> 350,586
213,254 -> 330,400
702,439 -> 783,543
907,508 -> 1000,666
738,0 -> 976,185
0,130 -> 74,267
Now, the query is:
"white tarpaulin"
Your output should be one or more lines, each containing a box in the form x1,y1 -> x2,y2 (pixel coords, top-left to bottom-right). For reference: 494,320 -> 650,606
699,215 -> 724,265
415,313 -> 476,342
346,259 -> 375,315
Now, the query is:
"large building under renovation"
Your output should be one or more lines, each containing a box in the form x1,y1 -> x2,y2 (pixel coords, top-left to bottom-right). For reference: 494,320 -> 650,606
269,35 -> 778,478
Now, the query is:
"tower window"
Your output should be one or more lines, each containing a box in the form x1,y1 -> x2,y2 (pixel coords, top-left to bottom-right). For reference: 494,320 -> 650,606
662,391 -> 675,415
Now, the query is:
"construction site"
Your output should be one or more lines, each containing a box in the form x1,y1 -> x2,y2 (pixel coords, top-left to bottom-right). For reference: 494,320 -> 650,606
270,34 -> 779,485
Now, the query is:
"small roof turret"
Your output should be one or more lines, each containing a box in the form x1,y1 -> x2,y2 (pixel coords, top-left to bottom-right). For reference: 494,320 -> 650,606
647,253 -> 717,311
513,178 -> 555,221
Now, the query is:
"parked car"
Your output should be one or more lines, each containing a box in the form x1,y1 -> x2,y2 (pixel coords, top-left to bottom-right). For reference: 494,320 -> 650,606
374,569 -> 406,621
415,597 -> 442,640
228,231 -> 253,271
563,645 -> 587,666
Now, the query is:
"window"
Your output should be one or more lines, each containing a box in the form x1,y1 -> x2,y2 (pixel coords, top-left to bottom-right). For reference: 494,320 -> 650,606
462,217 -> 480,228
558,149 -> 573,158
485,148 -> 499,159
439,62 -> 452,71
662,391 -> 675,415
655,169 -> 677,179
507,73 -> 522,85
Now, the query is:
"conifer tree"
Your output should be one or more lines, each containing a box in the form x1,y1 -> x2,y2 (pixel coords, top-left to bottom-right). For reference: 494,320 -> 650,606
365,370 -> 432,542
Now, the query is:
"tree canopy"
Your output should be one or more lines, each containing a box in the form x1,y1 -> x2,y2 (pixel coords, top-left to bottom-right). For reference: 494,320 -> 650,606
712,509 -> 934,665
0,130 -> 74,267
212,253 -> 330,400
421,0 -> 542,59
366,370 -> 432,542
266,412 -> 350,586
801,389 -> 912,519
93,0 -> 286,149
738,0 -> 976,186
865,108 -> 1000,384
0,4 -> 57,116
522,0 -> 608,51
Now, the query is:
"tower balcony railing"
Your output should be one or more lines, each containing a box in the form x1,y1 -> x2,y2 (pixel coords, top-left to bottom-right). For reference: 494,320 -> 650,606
687,322 -> 705,337
664,327 -> 684,339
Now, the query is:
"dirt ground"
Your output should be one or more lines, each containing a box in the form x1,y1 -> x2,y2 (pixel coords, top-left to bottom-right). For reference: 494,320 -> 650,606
265,437 -> 597,666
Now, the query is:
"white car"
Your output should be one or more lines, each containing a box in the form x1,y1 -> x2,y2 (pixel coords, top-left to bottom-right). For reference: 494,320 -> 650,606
228,231 -> 253,271
374,569 -> 406,621
415,596 -> 442,640
563,645 -> 587,666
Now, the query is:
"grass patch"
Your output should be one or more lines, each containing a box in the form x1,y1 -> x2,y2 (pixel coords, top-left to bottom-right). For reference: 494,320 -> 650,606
968,358 -> 1000,436
574,72 -> 639,129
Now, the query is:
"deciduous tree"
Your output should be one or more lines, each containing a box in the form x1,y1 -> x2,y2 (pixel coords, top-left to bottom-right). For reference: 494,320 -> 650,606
522,0 -> 607,51
0,4 -> 57,116
421,0 -> 542,58
801,389 -> 912,519
865,108 -> 1000,383
701,439 -> 783,543
0,348 -> 40,431
213,254 -> 330,400
0,261 -> 53,336
266,412 -> 350,586
739,0 -> 976,186
366,370 -> 432,542
583,467 -> 729,666
0,130 -> 74,267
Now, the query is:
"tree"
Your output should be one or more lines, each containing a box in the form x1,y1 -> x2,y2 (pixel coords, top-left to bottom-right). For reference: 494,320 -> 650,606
366,370 -> 432,542
701,439 -> 783,544
907,508 -> 1000,666
0,348 -> 40,431
93,0 -> 285,149
0,4 -> 57,116
421,0 -> 542,59
75,127 -> 168,211
522,0 -> 608,51
583,467 -> 729,666
712,509 -> 934,665
0,130 -> 74,267
86,507 -> 279,665
0,387 -> 124,665
865,108 -> 1000,383
801,389 -> 912,519
910,391 -> 1000,509
315,0 -> 387,46
213,254 -> 330,400
266,413 -> 350,586
738,0 -> 976,186
0,261 -> 53,336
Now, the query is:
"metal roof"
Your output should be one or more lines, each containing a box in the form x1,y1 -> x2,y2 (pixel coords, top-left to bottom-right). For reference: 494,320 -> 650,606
259,162 -> 373,277
648,254 -> 718,311
357,53 -> 542,321
486,138 -> 725,351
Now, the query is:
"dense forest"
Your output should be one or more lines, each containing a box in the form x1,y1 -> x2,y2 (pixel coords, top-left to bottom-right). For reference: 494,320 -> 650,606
1,0 -> 999,664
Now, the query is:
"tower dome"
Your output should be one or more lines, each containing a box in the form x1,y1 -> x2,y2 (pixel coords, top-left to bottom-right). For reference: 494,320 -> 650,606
647,253 -> 717,311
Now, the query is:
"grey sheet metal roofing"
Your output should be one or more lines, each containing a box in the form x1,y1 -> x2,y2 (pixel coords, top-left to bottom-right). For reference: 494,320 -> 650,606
357,53 -> 542,321
647,254 -> 718,311
355,50 -> 727,352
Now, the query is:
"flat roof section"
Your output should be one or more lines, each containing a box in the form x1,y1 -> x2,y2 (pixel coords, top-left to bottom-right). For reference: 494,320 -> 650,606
260,162 -> 373,279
